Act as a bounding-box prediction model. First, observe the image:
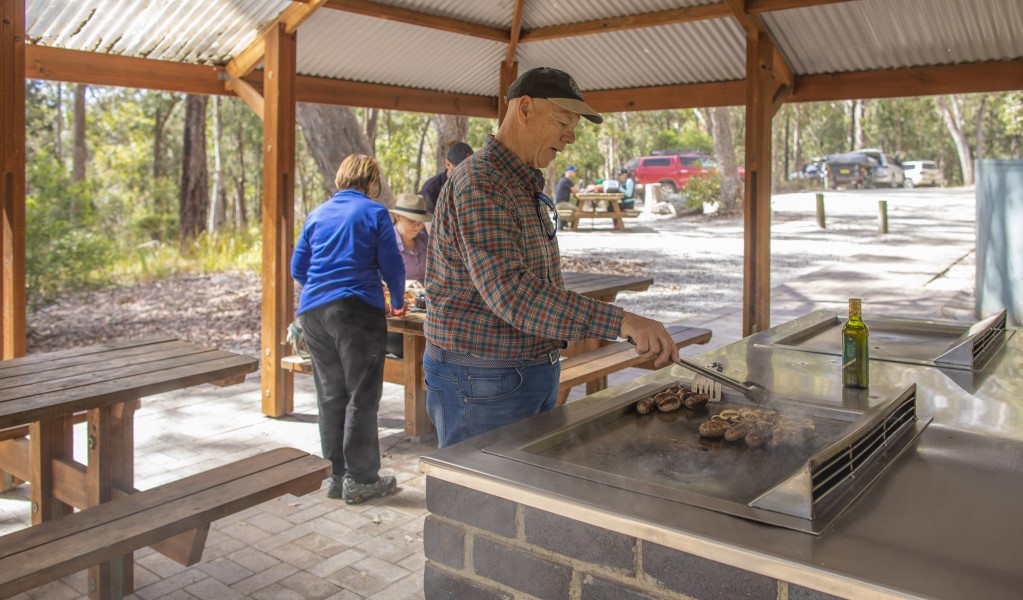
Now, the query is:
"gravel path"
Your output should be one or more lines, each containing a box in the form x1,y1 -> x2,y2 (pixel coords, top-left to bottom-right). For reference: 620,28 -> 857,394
27,188 -> 977,357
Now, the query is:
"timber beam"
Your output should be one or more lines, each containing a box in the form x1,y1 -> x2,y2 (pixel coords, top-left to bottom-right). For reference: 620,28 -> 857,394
325,0 -> 507,42
724,0 -> 794,88
226,0 -> 327,80
25,46 -> 497,117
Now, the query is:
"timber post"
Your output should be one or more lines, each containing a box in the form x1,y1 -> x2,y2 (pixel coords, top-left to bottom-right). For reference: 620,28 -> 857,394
1,0 -> 25,359
816,193 -> 826,228
260,23 -> 296,417
878,200 -> 889,234
742,30 -> 776,336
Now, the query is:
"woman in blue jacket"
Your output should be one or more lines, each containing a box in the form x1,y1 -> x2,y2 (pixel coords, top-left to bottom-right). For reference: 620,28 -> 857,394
291,154 -> 406,504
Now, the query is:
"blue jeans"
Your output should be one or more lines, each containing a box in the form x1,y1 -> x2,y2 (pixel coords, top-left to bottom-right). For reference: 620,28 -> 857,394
424,352 -> 560,448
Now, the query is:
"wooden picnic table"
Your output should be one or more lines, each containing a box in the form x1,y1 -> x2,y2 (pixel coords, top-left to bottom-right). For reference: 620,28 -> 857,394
284,271 -> 655,440
391,271 -> 655,435
566,192 -> 639,231
0,337 -> 258,597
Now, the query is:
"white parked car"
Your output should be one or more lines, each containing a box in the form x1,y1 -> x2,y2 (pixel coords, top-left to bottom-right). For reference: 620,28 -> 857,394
902,160 -> 942,188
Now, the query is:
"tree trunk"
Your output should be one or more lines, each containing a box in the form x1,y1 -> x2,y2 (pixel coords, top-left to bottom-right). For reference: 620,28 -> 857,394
296,103 -> 394,207
434,115 -> 469,173
708,106 -> 742,214
854,100 -> 865,150
54,82 -> 63,165
234,120 -> 248,228
365,108 -> 379,154
783,109 -> 790,180
792,104 -> 802,176
975,95 -> 988,162
153,95 -> 180,180
72,84 -> 87,183
847,100 -> 859,151
208,95 -> 227,231
935,95 -> 974,185
179,94 -> 209,248
415,117 -> 433,191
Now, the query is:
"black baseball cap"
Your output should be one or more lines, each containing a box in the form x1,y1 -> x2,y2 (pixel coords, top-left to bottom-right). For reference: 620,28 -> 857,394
446,142 -> 473,165
506,67 -> 603,124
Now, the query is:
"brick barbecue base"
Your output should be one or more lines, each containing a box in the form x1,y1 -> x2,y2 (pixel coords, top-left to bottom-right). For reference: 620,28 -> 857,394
423,477 -> 843,600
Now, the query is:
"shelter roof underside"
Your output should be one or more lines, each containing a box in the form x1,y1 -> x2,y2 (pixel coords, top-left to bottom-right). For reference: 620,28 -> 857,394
23,0 -> 1023,102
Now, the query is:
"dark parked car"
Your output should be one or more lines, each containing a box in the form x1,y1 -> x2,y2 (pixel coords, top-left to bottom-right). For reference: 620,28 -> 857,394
825,152 -> 878,189
857,148 -> 905,187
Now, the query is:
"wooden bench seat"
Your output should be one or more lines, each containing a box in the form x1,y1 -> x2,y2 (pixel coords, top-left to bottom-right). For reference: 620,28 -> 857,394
285,324 -> 711,409
283,354 -> 413,387
556,324 -> 712,405
0,447 -> 330,600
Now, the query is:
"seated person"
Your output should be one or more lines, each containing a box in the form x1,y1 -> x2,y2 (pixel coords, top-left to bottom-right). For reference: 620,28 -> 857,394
555,165 -> 580,205
385,193 -> 431,357
617,167 -> 637,210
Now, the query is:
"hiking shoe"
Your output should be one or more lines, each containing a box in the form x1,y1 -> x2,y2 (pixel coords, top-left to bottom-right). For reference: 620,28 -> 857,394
326,475 -> 345,499
342,476 -> 397,505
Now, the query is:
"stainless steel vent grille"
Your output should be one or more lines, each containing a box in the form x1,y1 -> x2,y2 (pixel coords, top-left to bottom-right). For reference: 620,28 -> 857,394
811,390 -> 917,503
971,312 -> 1006,366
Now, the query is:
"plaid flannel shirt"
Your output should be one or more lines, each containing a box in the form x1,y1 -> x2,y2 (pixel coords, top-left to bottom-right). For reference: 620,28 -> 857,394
424,135 -> 623,360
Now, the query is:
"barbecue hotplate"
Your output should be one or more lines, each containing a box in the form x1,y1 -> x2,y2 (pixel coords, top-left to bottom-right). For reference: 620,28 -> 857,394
761,309 -> 1009,371
483,382 -> 926,534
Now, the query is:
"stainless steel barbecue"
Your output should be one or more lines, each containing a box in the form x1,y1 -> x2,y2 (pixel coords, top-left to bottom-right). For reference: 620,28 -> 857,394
761,309 -> 1009,371
483,380 -> 926,534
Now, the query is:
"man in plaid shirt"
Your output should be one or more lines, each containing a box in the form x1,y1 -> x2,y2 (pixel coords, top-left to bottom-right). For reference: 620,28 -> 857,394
424,67 -> 679,448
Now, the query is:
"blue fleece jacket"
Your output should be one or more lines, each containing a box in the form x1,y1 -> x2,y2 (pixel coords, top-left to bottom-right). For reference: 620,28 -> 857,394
291,189 -> 405,315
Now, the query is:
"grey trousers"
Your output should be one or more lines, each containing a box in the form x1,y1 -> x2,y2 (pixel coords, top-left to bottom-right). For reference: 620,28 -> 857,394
299,296 -> 387,484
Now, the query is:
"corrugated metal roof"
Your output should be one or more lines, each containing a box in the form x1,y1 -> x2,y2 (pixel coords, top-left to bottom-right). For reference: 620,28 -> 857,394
520,0 -> 721,30
298,10 -> 504,96
764,0 -> 1023,75
26,0 -> 288,64
22,0 -> 1023,98
517,18 -> 746,90
365,0 -> 513,29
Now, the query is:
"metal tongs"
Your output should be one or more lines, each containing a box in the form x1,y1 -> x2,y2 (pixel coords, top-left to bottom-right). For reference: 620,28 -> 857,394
672,354 -> 768,405
626,337 -> 768,404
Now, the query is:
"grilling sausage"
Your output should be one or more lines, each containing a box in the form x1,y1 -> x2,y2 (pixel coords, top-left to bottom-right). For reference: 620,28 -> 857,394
683,393 -> 710,410
655,391 -> 682,412
698,420 -> 731,438
635,397 -> 655,415
724,422 -> 750,442
745,429 -> 769,447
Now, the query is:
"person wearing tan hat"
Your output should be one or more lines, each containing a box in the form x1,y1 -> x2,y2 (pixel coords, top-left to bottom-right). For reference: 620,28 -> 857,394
424,66 -> 680,448
386,193 -> 432,358
388,192 -> 432,283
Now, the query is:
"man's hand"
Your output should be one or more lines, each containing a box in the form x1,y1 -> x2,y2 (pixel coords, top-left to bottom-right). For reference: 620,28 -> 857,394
388,303 -> 408,318
619,312 -> 679,368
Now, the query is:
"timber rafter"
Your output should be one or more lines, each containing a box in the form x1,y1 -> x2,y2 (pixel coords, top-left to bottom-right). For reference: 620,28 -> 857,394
23,45 -> 1023,115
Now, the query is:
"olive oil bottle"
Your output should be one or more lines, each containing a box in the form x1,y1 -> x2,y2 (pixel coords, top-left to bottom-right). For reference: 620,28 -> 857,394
842,298 -> 869,388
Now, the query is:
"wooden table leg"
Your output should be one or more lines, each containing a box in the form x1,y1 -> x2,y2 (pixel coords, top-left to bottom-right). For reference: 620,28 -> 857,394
87,400 -> 138,599
29,416 -> 74,525
403,334 -> 432,441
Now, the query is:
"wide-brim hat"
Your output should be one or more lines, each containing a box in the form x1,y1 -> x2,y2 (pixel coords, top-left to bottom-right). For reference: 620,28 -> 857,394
389,193 -> 432,223
506,67 -> 603,124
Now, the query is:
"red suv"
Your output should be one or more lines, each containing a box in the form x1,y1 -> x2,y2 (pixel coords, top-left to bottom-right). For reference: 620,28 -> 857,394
627,153 -> 717,194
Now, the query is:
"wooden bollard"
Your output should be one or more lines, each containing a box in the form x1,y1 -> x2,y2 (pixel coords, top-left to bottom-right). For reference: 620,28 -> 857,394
816,193 -> 826,228
878,200 -> 889,234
